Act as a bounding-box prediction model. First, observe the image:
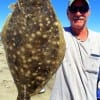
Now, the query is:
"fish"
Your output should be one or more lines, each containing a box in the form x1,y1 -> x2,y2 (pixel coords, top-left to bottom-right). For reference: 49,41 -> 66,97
1,0 -> 66,100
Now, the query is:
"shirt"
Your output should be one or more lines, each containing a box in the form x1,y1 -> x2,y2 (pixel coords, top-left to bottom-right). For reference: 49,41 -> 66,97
50,27 -> 100,100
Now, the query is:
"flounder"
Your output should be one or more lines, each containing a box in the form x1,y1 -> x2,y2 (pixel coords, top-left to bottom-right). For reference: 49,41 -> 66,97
1,0 -> 66,100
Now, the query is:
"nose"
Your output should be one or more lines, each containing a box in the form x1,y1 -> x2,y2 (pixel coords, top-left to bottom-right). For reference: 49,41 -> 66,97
75,11 -> 82,15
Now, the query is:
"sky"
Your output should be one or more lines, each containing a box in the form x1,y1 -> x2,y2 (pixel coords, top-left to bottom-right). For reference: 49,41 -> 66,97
0,0 -> 100,33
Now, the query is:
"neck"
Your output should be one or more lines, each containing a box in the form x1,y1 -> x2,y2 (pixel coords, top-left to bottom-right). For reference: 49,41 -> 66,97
71,27 -> 88,41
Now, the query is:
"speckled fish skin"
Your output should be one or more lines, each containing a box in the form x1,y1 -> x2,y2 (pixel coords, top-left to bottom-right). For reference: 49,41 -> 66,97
1,0 -> 66,100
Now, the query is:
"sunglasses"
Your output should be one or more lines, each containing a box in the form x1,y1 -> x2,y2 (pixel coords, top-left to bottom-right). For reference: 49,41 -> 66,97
68,5 -> 89,13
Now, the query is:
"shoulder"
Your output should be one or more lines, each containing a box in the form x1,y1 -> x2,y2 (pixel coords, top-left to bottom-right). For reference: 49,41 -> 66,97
63,27 -> 72,37
62,27 -> 76,47
63,27 -> 71,33
88,29 -> 100,42
88,29 -> 100,50
88,29 -> 100,37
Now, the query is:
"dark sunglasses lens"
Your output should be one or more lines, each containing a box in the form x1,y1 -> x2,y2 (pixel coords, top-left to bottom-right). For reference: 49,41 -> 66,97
69,6 -> 77,13
79,6 -> 89,13
69,6 -> 89,13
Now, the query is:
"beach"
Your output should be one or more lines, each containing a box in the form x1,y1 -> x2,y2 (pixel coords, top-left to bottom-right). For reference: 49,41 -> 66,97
0,41 -> 55,100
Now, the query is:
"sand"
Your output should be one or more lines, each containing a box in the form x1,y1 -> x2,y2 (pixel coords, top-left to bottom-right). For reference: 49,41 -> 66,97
0,41 -> 55,100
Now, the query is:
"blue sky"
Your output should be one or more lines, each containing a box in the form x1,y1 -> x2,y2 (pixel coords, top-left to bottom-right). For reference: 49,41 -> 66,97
0,0 -> 100,33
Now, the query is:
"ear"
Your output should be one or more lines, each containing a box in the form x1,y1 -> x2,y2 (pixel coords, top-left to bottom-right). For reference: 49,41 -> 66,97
67,9 -> 70,19
88,10 -> 90,16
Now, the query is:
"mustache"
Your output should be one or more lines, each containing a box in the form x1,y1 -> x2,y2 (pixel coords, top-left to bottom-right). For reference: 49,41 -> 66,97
73,16 -> 84,20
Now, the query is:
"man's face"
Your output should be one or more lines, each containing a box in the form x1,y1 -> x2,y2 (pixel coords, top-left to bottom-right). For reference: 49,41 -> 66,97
67,0 -> 90,30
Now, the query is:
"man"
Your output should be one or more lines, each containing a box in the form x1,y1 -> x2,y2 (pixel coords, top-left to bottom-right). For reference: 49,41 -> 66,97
50,0 -> 100,100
